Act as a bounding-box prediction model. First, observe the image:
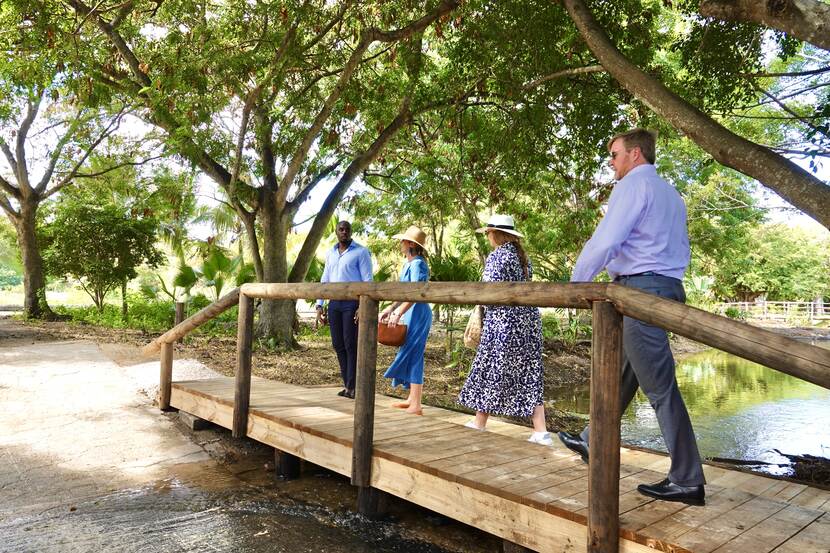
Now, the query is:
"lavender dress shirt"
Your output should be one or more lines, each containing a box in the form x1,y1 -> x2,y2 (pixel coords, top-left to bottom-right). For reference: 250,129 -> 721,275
571,164 -> 690,282
316,241 -> 373,307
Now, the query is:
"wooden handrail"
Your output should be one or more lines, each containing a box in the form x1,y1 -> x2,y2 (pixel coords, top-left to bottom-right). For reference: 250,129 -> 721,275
239,282 -> 830,390
604,285 -> 830,390
241,281 -> 605,308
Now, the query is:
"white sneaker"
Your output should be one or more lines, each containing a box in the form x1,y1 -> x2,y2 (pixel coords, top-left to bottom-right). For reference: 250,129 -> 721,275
528,431 -> 554,446
464,420 -> 485,431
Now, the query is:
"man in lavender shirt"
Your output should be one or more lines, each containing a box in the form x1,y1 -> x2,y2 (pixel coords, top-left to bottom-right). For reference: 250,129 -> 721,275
558,129 -> 706,506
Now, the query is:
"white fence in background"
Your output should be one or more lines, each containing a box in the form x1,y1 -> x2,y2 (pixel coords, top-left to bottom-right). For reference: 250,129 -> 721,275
715,300 -> 829,323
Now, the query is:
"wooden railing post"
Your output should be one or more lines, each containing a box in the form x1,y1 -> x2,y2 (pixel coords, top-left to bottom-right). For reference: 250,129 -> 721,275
232,293 -> 254,438
588,300 -> 623,553
158,341 -> 174,410
351,295 -> 382,516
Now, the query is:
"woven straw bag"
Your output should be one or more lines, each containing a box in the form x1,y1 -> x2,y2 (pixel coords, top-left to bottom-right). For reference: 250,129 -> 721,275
463,306 -> 484,348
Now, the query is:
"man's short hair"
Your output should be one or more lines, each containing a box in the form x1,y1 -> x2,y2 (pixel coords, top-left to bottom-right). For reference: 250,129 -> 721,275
607,128 -> 657,164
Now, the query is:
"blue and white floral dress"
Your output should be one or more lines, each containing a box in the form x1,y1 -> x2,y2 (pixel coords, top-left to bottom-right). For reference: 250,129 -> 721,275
383,256 -> 432,389
458,242 -> 543,417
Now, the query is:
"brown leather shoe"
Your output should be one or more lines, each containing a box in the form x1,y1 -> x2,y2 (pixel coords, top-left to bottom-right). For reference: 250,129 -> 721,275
637,478 -> 705,506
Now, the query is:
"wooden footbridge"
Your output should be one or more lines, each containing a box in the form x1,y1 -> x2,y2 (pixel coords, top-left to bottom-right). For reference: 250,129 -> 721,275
143,282 -> 830,553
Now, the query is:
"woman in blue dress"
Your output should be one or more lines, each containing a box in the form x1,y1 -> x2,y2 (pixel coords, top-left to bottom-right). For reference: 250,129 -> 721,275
458,214 -> 552,445
380,225 -> 432,416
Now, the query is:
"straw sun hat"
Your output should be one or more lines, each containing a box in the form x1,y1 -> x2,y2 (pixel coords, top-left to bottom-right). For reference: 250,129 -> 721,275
475,214 -> 524,238
392,225 -> 428,250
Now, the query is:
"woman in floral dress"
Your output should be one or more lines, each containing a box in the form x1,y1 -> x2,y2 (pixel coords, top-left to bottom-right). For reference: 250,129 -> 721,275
458,215 -> 552,445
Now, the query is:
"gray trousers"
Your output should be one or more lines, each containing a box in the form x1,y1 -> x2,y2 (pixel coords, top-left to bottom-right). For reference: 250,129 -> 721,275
580,274 -> 705,486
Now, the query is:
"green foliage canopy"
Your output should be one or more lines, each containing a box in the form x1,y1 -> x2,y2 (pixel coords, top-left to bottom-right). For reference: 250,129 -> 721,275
713,224 -> 830,301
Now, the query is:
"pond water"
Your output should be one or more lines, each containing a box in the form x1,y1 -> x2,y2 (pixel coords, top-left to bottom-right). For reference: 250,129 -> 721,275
550,340 -> 830,474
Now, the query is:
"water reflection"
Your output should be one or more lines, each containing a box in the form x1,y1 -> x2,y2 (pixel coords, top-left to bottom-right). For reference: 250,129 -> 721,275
550,341 -> 830,471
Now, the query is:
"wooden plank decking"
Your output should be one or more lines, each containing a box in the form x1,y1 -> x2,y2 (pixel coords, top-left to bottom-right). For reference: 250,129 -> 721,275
170,377 -> 830,553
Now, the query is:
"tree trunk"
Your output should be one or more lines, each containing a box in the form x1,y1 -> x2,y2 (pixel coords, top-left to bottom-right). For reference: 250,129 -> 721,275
699,0 -> 830,51
258,194 -> 299,349
15,200 -> 51,319
563,0 -> 830,231
121,278 -> 128,321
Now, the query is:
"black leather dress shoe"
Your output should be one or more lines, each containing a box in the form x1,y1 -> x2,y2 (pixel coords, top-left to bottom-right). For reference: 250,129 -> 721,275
337,389 -> 348,397
637,478 -> 705,506
345,389 -> 355,399
557,431 -> 589,463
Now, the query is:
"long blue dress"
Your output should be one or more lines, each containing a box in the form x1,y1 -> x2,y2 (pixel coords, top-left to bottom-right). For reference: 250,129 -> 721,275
383,256 -> 432,389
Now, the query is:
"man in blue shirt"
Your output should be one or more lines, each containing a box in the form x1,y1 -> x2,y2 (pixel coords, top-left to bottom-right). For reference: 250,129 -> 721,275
559,129 -> 706,506
316,221 -> 373,399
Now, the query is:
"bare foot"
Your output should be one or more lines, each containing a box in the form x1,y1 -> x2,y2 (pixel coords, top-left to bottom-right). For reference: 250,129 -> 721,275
405,406 -> 423,416
391,402 -> 410,409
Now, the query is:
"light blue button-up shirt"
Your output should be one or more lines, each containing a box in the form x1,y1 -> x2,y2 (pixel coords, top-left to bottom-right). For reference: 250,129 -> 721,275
571,164 -> 690,282
316,241 -> 373,307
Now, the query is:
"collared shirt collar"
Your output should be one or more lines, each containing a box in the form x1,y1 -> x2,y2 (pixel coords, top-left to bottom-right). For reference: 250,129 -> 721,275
333,240 -> 358,253
622,163 -> 656,181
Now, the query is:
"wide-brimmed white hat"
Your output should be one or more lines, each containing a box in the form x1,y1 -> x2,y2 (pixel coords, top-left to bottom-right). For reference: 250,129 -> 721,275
475,214 -> 524,238
392,225 -> 428,250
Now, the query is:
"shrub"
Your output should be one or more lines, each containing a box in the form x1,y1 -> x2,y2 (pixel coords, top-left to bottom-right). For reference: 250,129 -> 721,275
54,294 -> 239,336
723,306 -> 748,321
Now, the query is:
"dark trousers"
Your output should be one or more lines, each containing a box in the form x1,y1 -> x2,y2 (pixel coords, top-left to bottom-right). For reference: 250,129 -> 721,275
581,274 -> 705,486
329,300 -> 359,391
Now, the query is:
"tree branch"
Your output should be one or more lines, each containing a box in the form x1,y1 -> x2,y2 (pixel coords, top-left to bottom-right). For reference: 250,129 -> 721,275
699,0 -> 830,51
754,83 -> 830,140
286,160 -> 341,216
288,45 -> 395,108
771,147 -> 830,157
67,0 -> 152,88
522,65 -> 605,91
288,106 -> 414,283
39,107 -> 127,194
0,140 -> 18,179
0,192 -> 18,221
739,66 -> 830,78
563,0 -> 830,230
275,0 -> 459,207
228,91 -> 259,199
0,171 -> 20,201
45,154 -> 165,199
301,1 -> 350,53
369,0 -> 459,43
34,108 -> 95,194
109,0 -> 134,28
274,34 -> 372,206
15,91 -> 44,192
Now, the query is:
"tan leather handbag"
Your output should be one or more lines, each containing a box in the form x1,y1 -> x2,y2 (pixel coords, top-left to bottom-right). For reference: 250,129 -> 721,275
377,322 -> 407,347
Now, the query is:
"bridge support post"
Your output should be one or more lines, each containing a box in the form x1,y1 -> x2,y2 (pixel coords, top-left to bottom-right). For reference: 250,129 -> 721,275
588,300 -> 623,553
158,341 -> 175,411
275,449 -> 301,480
233,293 -> 254,438
352,295 -> 384,518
